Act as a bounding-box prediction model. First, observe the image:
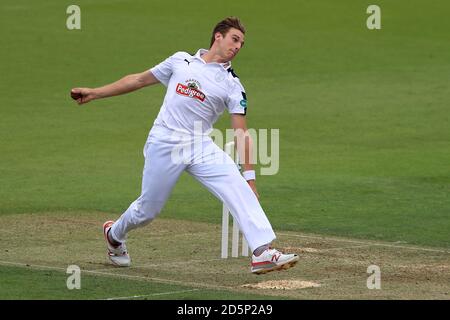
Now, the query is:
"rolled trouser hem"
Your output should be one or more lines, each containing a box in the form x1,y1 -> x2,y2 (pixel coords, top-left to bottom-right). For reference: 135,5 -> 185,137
110,223 -> 127,243
246,232 -> 276,253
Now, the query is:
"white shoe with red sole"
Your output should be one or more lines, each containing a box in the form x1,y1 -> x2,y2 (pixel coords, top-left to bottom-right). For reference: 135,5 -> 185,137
251,248 -> 299,274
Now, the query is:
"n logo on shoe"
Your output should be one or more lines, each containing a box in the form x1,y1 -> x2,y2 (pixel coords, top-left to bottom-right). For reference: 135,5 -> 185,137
271,254 -> 281,262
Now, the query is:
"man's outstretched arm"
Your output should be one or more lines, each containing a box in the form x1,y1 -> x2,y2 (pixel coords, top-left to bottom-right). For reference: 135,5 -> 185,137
71,70 -> 160,105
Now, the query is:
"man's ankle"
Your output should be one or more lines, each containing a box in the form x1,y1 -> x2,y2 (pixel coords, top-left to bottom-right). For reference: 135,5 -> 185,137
107,229 -> 121,247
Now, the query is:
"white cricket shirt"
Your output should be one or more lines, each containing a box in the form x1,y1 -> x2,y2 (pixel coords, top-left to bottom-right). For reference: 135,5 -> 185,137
149,49 -> 247,136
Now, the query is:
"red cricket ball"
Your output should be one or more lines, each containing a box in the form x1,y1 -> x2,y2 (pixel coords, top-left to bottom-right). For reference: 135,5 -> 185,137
71,91 -> 82,100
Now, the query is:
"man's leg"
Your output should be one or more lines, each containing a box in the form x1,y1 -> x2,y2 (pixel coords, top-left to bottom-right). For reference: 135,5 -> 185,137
186,140 -> 275,252
186,139 -> 298,274
110,140 -> 186,243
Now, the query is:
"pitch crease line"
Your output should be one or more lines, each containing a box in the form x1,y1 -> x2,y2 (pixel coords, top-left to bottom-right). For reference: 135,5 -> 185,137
0,260 -> 234,291
103,289 -> 201,300
277,233 -> 450,254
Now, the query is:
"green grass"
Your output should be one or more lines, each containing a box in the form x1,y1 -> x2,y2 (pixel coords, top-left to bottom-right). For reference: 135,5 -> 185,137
0,265 -> 285,300
1,0 -> 449,250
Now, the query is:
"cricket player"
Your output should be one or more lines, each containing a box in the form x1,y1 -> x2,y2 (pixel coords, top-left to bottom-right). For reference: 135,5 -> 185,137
71,17 -> 299,274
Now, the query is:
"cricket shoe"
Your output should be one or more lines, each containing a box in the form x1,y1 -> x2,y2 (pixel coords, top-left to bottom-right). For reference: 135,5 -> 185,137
251,248 -> 299,274
103,221 -> 131,267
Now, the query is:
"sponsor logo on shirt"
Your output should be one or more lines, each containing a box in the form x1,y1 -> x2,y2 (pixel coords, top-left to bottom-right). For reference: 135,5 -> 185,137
176,82 -> 206,102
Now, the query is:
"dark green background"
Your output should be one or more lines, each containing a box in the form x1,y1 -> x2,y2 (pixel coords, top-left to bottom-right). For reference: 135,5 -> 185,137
1,0 -> 449,247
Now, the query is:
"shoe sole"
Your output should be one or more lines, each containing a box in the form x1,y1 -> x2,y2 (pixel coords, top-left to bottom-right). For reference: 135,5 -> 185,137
108,255 -> 131,267
103,221 -> 115,242
252,256 -> 299,275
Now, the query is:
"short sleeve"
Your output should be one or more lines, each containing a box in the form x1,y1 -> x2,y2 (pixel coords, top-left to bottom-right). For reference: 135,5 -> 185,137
149,53 -> 177,87
226,79 -> 247,115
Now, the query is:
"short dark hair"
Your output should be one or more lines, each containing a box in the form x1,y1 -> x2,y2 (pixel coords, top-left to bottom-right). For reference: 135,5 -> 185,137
210,16 -> 246,47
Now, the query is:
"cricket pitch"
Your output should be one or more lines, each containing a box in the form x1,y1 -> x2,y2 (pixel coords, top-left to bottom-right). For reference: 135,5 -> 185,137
1,211 -> 449,299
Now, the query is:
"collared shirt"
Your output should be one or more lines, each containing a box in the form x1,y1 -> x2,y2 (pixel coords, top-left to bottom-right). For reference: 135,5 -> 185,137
149,49 -> 247,135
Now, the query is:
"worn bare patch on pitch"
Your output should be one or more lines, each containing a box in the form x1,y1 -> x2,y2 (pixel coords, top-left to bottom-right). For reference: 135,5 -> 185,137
242,280 -> 320,290
283,246 -> 319,253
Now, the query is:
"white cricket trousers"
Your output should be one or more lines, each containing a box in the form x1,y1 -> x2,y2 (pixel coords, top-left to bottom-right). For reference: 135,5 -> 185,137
110,125 -> 276,251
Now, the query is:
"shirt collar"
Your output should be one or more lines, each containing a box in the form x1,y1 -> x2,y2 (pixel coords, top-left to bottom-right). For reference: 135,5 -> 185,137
194,48 -> 231,70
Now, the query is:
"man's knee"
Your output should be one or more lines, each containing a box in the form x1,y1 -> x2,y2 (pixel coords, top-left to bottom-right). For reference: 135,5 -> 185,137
130,199 -> 163,225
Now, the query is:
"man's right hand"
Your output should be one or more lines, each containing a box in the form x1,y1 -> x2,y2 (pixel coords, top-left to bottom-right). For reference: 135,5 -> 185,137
70,71 -> 160,105
70,88 -> 97,105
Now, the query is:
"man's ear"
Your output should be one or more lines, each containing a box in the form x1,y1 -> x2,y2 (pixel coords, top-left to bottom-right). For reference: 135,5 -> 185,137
215,32 -> 223,42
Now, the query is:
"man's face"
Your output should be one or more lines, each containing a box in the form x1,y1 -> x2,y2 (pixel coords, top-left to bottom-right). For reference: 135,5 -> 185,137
215,28 -> 245,61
